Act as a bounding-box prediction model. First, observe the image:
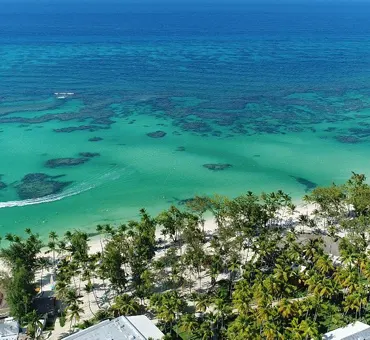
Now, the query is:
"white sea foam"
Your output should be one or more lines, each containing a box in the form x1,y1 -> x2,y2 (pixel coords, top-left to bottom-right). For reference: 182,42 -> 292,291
54,92 -> 74,98
0,165 -> 129,209
0,185 -> 92,208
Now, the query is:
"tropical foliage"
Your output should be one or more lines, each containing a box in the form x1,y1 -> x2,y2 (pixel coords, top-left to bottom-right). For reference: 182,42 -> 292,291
2,173 -> 370,339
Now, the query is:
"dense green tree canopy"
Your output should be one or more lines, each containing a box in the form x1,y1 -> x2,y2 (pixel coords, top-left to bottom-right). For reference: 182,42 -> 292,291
3,173 -> 370,338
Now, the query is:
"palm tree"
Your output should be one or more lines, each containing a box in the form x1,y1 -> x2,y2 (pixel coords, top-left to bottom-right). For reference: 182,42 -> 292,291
179,314 -> 198,334
343,290 -> 367,318
197,319 -> 215,340
213,297 -> 232,331
110,294 -> 140,316
65,289 -> 84,330
299,319 -> 319,340
150,292 -> 186,332
232,280 -> 252,315
227,315 -> 254,340
84,281 -> 96,317
82,256 -> 100,308
25,310 -> 44,339
104,224 -> 116,240
96,224 -> 104,252
68,302 -> 84,330
37,257 -> 51,292
55,279 -> 69,301
277,298 -> 296,319
5,233 -> 14,242
194,293 -> 210,314
48,231 -> 58,267
227,255 -> 241,297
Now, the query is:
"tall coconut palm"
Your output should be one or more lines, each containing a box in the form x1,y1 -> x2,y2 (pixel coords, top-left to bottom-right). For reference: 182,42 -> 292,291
179,314 -> 198,334
25,310 -> 44,340
37,257 -> 50,292
232,280 -> 252,315
194,293 -> 210,314
110,294 -> 140,316
84,281 -> 96,317
55,279 -> 69,302
65,289 -> 84,330
96,224 -> 104,252
48,231 -> 58,267
68,302 -> 84,330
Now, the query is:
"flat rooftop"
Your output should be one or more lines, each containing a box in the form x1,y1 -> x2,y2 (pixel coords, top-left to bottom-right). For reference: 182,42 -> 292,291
323,321 -> 370,340
64,315 -> 164,340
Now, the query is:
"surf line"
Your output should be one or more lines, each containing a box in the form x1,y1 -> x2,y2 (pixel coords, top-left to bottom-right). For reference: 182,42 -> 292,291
0,165 -> 131,209
0,184 -> 95,209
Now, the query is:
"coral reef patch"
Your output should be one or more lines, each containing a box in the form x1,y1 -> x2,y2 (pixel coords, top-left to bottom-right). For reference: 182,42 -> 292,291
291,176 -> 317,192
45,158 -> 89,168
0,175 -> 6,190
54,125 -> 109,133
335,135 -> 360,144
15,173 -> 72,200
88,137 -> 103,142
147,131 -> 167,138
203,163 -> 232,171
78,152 -> 100,158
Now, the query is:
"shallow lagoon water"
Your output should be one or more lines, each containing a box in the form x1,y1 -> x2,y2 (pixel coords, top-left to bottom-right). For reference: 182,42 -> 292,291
0,2 -> 370,236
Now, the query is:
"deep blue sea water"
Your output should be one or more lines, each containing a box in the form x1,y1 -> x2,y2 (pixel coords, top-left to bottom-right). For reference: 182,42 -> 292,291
0,1 -> 370,236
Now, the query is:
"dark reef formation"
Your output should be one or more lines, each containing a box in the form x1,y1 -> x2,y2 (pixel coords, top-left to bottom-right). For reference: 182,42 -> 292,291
54,125 -> 109,133
147,131 -> 167,138
15,173 -> 72,200
178,121 -> 212,134
1,88 -> 369,145
203,163 -> 232,171
78,152 -> 100,158
176,146 -> 186,152
0,97 -> 117,136
88,137 -> 103,142
45,158 -> 89,168
0,175 -> 6,190
291,176 -> 317,192
335,135 -> 360,144
175,197 -> 196,206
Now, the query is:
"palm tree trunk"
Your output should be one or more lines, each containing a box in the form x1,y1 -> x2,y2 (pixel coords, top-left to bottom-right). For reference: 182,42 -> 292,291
87,293 -> 96,317
40,267 -> 43,292
99,235 -> 103,253
91,279 -> 100,308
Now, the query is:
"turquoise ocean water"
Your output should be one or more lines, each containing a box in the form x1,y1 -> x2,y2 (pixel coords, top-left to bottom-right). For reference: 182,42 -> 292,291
0,1 -> 370,237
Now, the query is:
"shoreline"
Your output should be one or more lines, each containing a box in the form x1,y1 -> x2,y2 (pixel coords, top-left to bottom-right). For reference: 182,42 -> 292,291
1,200 -> 332,340
84,200 -> 319,258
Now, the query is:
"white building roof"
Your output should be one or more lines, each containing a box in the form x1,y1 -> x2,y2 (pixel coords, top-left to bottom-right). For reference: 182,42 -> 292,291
63,315 -> 164,340
0,321 -> 19,340
127,315 -> 164,340
323,321 -> 370,340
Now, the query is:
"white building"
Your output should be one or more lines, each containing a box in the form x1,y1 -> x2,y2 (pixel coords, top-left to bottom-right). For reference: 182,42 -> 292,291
63,315 -> 164,340
323,321 -> 370,340
0,318 -> 19,340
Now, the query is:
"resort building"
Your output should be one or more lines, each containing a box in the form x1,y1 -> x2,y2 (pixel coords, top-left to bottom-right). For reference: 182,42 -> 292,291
323,321 -> 370,339
0,318 -> 19,340
63,315 -> 164,340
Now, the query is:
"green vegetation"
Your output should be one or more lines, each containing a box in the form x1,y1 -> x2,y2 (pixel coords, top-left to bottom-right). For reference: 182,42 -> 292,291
3,173 -> 370,339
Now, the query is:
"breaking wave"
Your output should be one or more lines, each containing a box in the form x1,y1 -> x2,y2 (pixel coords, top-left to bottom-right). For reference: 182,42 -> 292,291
0,165 -> 129,209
